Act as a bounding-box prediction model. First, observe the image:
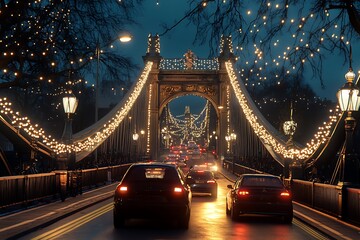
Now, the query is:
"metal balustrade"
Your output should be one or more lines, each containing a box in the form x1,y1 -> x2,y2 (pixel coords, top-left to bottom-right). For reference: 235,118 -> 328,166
0,164 -> 132,211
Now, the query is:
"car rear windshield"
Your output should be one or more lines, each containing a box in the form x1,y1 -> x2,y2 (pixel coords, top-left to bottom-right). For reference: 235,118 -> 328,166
124,166 -> 180,183
188,171 -> 213,180
241,176 -> 283,188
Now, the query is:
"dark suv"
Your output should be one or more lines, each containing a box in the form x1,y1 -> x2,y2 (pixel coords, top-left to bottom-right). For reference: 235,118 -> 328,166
113,163 -> 192,229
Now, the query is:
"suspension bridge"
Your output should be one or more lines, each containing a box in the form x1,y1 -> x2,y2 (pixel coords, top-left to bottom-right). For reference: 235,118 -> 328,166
0,34 -> 354,184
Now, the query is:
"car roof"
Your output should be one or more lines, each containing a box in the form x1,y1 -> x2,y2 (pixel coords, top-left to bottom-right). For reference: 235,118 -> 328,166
188,169 -> 213,174
130,162 -> 177,168
241,174 -> 279,178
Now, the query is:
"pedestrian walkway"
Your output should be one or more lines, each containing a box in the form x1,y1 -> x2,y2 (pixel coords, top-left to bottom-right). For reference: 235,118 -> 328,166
0,183 -> 117,240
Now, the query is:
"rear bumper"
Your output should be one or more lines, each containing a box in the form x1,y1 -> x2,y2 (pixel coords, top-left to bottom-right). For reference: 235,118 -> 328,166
114,201 -> 190,219
189,184 -> 217,194
234,201 -> 293,216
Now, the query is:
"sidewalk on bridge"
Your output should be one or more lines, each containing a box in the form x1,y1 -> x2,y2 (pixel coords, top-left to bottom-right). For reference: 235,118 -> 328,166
0,183 -> 117,240
1,169 -> 360,240
219,167 -> 360,240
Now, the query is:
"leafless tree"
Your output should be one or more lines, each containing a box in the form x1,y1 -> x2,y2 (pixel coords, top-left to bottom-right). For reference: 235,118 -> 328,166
160,0 -> 360,88
0,0 -> 142,96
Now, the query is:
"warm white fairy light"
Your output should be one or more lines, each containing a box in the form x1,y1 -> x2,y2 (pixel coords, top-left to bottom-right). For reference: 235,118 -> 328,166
146,83 -> 152,154
167,102 -> 209,140
159,58 -> 219,70
226,61 -> 340,160
226,84 -> 230,152
0,61 -> 153,156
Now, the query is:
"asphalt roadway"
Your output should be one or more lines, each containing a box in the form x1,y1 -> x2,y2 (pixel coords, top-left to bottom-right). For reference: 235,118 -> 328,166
1,166 -> 360,240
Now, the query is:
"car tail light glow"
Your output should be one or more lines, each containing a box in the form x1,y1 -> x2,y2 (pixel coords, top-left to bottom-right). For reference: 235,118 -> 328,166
119,186 -> 128,192
237,190 -> 249,196
174,187 -> 183,193
207,180 -> 216,184
280,192 -> 290,197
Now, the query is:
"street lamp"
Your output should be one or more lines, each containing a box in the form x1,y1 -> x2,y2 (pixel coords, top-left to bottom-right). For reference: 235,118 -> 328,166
336,67 -> 360,184
95,33 -> 132,123
61,91 -> 78,170
94,33 -> 132,163
119,33 -> 132,43
132,132 -> 139,162
62,91 -> 78,144
132,132 -> 139,141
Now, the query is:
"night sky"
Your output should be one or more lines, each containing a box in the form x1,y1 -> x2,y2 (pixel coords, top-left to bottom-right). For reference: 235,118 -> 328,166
118,1 -> 360,110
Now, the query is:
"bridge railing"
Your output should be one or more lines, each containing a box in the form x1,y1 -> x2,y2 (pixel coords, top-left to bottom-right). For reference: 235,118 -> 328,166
0,164 -> 132,211
223,158 -> 360,226
0,173 -> 58,210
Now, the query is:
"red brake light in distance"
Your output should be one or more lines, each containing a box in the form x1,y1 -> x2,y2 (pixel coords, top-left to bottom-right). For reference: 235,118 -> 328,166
237,190 -> 249,196
280,192 -> 290,197
207,180 -> 216,184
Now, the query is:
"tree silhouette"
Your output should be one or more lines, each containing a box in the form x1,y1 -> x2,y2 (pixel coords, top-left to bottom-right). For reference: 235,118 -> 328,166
161,0 -> 360,88
0,1 -> 140,94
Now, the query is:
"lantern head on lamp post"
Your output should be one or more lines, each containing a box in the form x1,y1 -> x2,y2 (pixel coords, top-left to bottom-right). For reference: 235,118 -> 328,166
60,91 -> 78,170
336,67 -> 360,184
62,91 -> 78,144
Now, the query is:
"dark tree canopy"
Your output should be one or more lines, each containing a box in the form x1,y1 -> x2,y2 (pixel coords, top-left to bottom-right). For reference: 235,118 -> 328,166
0,0 -> 142,93
161,0 -> 360,88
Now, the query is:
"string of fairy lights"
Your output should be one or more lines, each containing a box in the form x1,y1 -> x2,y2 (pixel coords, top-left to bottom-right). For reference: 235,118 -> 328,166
165,102 -> 209,142
2,1 -> 359,97
235,1 -> 358,87
1,1 -> 359,162
0,61 -> 153,155
159,58 -> 219,70
226,60 -> 341,160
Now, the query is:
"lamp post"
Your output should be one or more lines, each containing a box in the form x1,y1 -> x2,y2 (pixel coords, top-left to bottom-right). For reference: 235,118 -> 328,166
336,67 -> 360,184
225,132 -> 237,173
283,103 -> 297,178
95,33 -> 132,122
94,33 -> 132,163
336,65 -> 360,184
140,130 -> 145,159
132,132 -> 139,162
61,91 -> 78,169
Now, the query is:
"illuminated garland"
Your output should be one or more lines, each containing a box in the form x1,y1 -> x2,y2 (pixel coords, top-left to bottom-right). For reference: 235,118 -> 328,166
71,61 -> 153,155
159,58 -> 219,70
226,61 -> 341,160
166,102 -> 209,141
0,61 -> 153,156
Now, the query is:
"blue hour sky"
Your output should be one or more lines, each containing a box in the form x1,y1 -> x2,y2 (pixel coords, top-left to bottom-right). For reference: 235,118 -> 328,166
118,0 -> 360,109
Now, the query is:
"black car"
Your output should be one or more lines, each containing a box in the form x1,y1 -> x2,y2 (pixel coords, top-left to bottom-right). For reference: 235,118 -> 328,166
226,174 -> 293,223
186,170 -> 217,197
113,163 -> 192,229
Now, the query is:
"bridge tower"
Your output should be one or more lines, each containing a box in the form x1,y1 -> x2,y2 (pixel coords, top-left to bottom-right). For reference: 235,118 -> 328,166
143,34 -> 236,160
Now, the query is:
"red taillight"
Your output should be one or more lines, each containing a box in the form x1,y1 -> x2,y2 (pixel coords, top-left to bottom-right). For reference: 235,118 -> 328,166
237,190 -> 249,196
280,192 -> 290,197
207,180 -> 216,184
117,185 -> 128,194
174,187 -> 183,193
